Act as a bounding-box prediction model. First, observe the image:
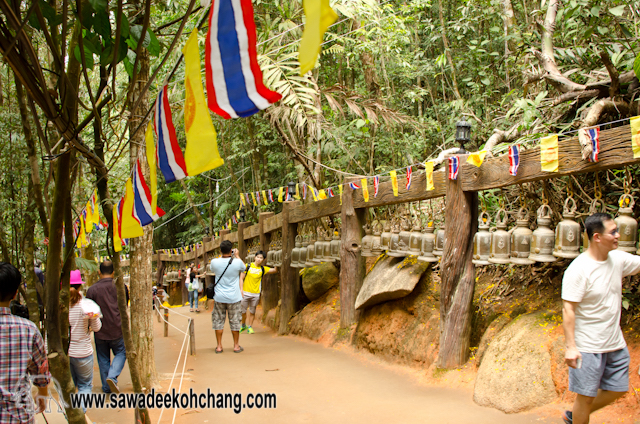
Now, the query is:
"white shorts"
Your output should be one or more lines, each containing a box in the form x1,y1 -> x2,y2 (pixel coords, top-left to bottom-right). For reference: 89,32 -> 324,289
240,292 -> 260,314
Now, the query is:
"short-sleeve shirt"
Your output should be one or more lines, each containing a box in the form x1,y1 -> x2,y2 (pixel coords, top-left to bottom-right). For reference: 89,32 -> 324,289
243,263 -> 272,294
86,278 -> 123,341
562,250 -> 640,353
210,257 -> 246,304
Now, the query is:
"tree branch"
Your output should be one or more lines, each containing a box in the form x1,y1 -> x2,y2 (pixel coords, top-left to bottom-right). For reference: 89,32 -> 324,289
599,50 -> 620,97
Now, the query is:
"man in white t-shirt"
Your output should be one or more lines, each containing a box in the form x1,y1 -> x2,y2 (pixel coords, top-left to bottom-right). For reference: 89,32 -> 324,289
562,213 -> 639,424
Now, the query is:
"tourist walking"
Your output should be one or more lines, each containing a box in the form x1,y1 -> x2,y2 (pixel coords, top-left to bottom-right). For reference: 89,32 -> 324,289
209,241 -> 246,353
86,261 -> 126,394
68,270 -> 102,412
0,262 -> 50,423
188,266 -> 200,312
562,213 -> 640,424
240,251 -> 277,334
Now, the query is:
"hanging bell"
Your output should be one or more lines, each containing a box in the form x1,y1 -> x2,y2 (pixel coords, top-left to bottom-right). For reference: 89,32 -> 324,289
361,224 -> 375,257
330,231 -> 341,261
387,223 -> 404,257
510,208 -> 535,265
371,222 -> 383,257
380,220 -> 392,251
433,224 -> 445,257
299,235 -> 309,266
305,235 -> 316,267
314,229 -> 325,263
472,211 -> 492,265
322,232 -> 333,262
408,218 -> 423,256
530,204 -> 558,263
554,197 -> 582,259
615,194 -> 637,253
291,235 -> 302,268
266,245 -> 274,267
489,209 -> 511,264
418,224 -> 438,263
396,218 -> 411,257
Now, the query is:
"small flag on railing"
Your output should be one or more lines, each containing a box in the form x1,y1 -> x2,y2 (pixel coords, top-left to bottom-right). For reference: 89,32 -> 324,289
390,171 -> 398,196
540,134 -> 559,172
509,145 -> 520,176
339,184 -> 343,205
278,187 -> 284,202
425,161 -> 435,191
406,166 -> 412,190
262,190 -> 268,204
361,178 -> 369,202
302,183 -> 307,200
632,117 -> 640,158
239,193 -> 246,207
311,186 -> 319,201
318,189 -> 327,200
251,192 -> 258,206
295,183 -> 301,200
448,156 -> 459,180
579,128 -> 600,162
467,150 -> 487,167
349,181 -> 360,190
328,187 -> 335,197
268,189 -> 274,202
373,176 -> 379,197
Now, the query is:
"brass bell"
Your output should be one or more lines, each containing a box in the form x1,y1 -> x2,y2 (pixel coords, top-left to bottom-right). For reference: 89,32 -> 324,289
408,218 -> 423,256
387,223 -> 404,257
330,231 -> 341,261
554,197 -> 582,259
510,208 -> 534,265
370,222 -> 383,256
314,228 -> 325,263
380,220 -> 392,251
433,224 -> 445,257
418,224 -> 438,263
361,224 -> 375,257
472,211 -> 491,265
529,204 -> 557,263
305,235 -> 316,267
266,244 -> 274,267
489,209 -> 511,264
323,232 -> 334,262
615,194 -> 637,253
299,235 -> 309,265
291,235 -> 303,268
396,218 -> 411,257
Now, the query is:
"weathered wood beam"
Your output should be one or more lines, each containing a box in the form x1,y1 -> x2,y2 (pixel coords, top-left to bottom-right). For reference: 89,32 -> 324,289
264,213 -> 283,234
460,124 -> 636,191
259,212 -> 278,314
237,221 -> 249,260
278,201 -> 299,335
244,223 -> 260,240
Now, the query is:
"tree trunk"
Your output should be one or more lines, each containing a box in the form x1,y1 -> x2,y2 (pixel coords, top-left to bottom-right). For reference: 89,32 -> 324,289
353,18 -> 379,96
278,201 -> 299,335
23,179 -> 42,328
437,0 -> 462,100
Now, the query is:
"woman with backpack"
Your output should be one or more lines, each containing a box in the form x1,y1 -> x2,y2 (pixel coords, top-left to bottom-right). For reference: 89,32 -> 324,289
188,266 -> 200,312
240,251 -> 278,334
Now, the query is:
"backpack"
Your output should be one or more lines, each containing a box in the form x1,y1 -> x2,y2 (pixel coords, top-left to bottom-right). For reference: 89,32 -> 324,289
206,257 -> 234,300
245,263 -> 265,280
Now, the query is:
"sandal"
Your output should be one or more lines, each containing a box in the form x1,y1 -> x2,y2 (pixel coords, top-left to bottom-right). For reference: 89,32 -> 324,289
189,309 -> 193,312
195,309 -> 200,312
233,346 -> 244,353
215,348 -> 223,354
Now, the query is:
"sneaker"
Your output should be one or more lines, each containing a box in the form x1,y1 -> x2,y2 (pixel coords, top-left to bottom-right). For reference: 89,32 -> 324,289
247,327 -> 255,334
562,410 -> 572,424
107,378 -> 120,394
240,324 -> 248,333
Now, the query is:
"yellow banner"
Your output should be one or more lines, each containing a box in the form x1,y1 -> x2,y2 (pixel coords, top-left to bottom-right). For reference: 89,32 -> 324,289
299,0 -> 337,75
113,204 -> 122,252
278,187 -> 284,202
77,215 -> 87,248
239,193 -> 246,207
311,187 -> 318,202
120,178 -> 144,239
295,183 -> 301,200
251,192 -> 257,206
319,189 -> 327,200
183,30 -> 224,176
339,184 -> 343,205
361,178 -> 369,202
466,150 -> 487,167
145,123 -> 159,215
425,161 -> 435,191
262,190 -> 268,204
236,211 -> 241,220
540,134 -> 559,172
631,117 -> 640,158
390,170 -> 398,196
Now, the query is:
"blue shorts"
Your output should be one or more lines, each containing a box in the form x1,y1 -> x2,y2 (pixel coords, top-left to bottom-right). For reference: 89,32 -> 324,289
569,347 -> 630,397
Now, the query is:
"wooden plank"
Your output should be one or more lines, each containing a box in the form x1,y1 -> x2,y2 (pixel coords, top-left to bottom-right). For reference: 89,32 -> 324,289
244,223 -> 260,240
289,197 -> 341,223
237,222 -> 249,260
259,212 -> 278,313
227,232 -> 238,243
278,201 -> 299,335
460,124 -> 636,191
263,213 -> 282,233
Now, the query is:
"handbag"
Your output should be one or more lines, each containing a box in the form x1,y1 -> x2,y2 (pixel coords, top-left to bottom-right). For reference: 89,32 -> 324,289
206,257 -> 233,299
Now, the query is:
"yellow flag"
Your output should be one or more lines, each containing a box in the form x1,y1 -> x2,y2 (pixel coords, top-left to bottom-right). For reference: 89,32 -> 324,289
112,205 -> 122,253
278,187 -> 284,202
251,192 -> 258,206
120,178 -> 144,239
262,190 -> 268,204
228,219 -> 232,228
631,117 -> 640,158
183,30 -> 224,176
339,184 -> 343,205
145,122 -> 159,214
311,187 -> 318,201
91,190 -> 101,225
239,193 -> 246,208
390,170 -> 399,196
318,189 -> 327,200
84,208 -> 93,234
298,0 -> 338,75
466,150 -> 487,167
425,161 -> 435,191
77,215 -> 87,248
540,135 -> 559,172
361,178 -> 369,202
236,210 -> 241,220
295,183 -> 301,200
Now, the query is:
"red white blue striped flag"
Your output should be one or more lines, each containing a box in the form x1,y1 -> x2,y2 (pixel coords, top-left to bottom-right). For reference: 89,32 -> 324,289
268,189 -> 274,202
580,128 -> 600,162
349,182 -> 360,190
328,188 -> 335,198
302,183 -> 307,200
448,156 -> 460,180
155,85 -> 188,183
406,166 -> 412,190
509,145 -> 520,176
373,176 -> 379,197
205,0 -> 282,119
132,160 -> 165,226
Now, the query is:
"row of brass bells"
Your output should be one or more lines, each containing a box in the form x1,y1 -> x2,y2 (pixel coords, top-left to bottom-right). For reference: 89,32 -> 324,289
433,224 -> 445,256
554,197 -> 581,259
616,194 -> 637,253
305,235 -> 317,267
418,224 -> 438,263
330,231 -> 341,261
473,212 -> 492,265
362,224 -> 376,257
266,243 -> 275,267
291,235 -> 305,268
380,221 -> 392,251
408,219 -> 423,256
511,209 -> 534,265
489,209 -> 511,264
387,222 -> 404,258
166,270 -> 180,282
530,204 -> 557,262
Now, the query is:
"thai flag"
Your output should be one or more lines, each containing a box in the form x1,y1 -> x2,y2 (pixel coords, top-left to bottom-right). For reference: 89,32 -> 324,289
448,156 -> 459,180
302,183 -> 307,200
232,215 -> 237,224
245,193 -> 251,205
132,160 -> 165,226
155,85 -> 188,183
268,189 -> 274,202
406,166 -> 412,190
205,0 -> 282,119
328,188 -> 334,198
509,145 -> 520,176
349,182 -> 360,190
586,128 -> 600,162
255,191 -> 261,206
374,176 -> 379,197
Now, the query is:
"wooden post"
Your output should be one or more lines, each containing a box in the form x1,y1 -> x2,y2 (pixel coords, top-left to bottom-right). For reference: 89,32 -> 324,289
278,201 -> 299,335
156,258 -> 165,308
188,318 -> 196,356
163,307 -> 169,337
340,180 -> 366,328
220,229 -> 230,241
259,212 -> 277,313
237,221 -> 249,260
156,298 -> 161,323
437,164 -> 478,368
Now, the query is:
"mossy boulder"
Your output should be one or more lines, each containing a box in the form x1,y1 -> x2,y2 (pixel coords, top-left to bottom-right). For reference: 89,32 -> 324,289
301,262 -> 339,301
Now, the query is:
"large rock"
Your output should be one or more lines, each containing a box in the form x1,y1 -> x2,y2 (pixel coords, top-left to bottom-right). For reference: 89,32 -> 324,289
473,311 -> 558,413
301,262 -> 339,301
355,255 -> 430,310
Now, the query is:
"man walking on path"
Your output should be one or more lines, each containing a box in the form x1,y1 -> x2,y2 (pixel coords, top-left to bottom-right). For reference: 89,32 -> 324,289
86,261 -> 126,394
209,240 -> 246,353
0,262 -> 50,423
240,251 -> 277,334
562,213 -> 639,424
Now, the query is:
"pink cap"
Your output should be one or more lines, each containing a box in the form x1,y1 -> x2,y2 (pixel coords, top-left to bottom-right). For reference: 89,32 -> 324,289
70,270 -> 85,286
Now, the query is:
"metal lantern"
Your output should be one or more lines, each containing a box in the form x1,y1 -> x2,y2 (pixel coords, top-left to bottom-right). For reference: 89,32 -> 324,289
554,197 -> 582,259
330,231 -> 341,261
387,223 -> 403,257
472,211 -> 492,265
529,204 -> 557,263
489,209 -> 511,264
433,224 -> 445,257
408,219 -> 423,256
510,209 -> 535,265
291,235 -> 303,268
615,194 -> 637,253
456,118 -> 471,154
380,220 -> 392,251
361,224 -> 374,257
287,181 -> 296,201
418,224 -> 438,263
314,229 -> 325,263
305,235 -> 316,267
371,222 -> 383,257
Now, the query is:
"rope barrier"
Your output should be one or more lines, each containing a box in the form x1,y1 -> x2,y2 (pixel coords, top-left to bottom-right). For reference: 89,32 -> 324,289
170,323 -> 191,424
154,305 -> 189,335
156,325 -> 190,424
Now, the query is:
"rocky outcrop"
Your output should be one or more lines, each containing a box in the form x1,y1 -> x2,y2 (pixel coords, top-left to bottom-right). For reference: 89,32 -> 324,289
473,311 -> 559,413
290,288 -> 340,342
301,262 -> 339,301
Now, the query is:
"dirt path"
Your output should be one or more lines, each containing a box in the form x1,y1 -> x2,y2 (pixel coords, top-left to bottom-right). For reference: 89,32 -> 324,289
41,304 -> 557,424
